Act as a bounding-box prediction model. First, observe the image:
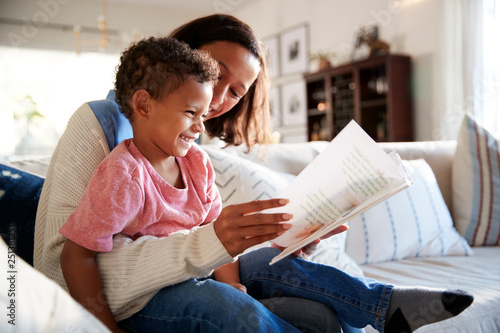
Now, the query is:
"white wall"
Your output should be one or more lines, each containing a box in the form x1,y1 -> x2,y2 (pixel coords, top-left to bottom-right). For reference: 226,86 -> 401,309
0,0 -> 457,141
234,0 -> 452,141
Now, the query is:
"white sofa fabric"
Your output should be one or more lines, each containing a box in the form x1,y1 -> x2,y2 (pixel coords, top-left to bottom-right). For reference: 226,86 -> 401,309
369,141 -> 500,332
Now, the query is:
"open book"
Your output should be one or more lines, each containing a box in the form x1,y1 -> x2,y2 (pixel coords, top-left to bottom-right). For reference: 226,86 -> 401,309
268,120 -> 412,265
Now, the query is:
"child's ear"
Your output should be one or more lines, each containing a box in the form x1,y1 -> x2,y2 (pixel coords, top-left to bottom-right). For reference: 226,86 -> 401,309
132,89 -> 151,119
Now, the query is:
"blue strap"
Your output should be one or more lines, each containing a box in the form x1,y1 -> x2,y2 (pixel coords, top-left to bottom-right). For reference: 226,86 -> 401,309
88,90 -> 133,152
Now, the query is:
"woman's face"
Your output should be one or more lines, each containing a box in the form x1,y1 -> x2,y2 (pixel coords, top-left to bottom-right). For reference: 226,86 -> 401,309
199,41 -> 261,120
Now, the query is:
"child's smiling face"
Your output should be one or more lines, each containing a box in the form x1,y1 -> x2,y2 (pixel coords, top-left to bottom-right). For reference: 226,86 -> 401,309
142,77 -> 213,159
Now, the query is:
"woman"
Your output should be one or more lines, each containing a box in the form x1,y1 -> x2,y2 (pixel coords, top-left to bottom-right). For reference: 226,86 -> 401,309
34,14 -> 346,333
35,14 -> 474,333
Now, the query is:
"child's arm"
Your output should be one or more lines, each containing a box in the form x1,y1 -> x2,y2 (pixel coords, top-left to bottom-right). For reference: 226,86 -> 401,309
213,259 -> 247,293
60,240 -> 124,333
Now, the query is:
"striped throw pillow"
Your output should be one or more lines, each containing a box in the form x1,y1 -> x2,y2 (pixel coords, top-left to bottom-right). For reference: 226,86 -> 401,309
453,114 -> 500,246
345,159 -> 472,265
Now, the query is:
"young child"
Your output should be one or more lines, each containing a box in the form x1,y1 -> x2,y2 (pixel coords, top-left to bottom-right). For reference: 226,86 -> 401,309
59,37 -> 223,331
59,37 -> 473,333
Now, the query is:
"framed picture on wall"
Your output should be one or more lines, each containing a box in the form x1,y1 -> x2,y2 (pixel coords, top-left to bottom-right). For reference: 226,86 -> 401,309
279,23 -> 309,76
281,80 -> 306,126
263,34 -> 280,78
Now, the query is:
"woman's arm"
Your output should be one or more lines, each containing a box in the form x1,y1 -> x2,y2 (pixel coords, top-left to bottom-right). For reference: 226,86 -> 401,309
60,240 -> 122,333
97,199 -> 292,315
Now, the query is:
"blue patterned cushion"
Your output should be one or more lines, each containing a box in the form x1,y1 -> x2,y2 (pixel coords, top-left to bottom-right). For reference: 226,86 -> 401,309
345,159 -> 472,264
0,164 -> 44,266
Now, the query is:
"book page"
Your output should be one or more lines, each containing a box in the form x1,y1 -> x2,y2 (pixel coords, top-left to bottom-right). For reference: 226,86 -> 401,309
266,121 -> 411,264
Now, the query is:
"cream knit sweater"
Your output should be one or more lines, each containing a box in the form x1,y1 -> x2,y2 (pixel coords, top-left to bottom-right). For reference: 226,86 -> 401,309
34,103 -> 233,321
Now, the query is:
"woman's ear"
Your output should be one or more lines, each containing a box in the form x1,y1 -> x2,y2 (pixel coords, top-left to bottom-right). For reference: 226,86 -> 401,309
132,89 -> 151,119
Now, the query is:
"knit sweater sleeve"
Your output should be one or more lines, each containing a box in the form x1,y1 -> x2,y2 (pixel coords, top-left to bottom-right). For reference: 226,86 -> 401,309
97,223 -> 231,320
34,103 -> 233,321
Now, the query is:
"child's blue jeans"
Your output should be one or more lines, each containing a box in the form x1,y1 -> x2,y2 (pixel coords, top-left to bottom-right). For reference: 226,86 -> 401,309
119,247 -> 392,332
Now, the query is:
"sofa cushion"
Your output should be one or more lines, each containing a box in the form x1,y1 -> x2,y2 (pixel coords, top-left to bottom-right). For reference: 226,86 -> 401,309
345,159 -> 472,265
0,163 -> 45,266
361,246 -> 500,333
453,113 -> 500,246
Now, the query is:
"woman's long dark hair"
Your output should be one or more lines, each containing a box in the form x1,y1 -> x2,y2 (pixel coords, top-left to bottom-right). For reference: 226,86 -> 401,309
170,14 -> 272,149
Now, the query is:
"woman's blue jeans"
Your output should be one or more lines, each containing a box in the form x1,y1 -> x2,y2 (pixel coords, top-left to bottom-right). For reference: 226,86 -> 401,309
119,247 -> 392,332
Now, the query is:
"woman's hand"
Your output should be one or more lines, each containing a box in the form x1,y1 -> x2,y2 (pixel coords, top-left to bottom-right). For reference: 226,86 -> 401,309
213,198 -> 292,257
271,224 -> 349,259
298,224 -> 349,257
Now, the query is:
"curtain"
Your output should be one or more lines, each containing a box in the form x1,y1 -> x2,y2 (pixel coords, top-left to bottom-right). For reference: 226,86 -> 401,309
445,0 -> 499,136
481,0 -> 500,134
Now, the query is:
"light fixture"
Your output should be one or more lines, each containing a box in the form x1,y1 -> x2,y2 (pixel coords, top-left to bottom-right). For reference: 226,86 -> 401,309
73,25 -> 82,55
97,0 -> 108,51
72,0 -> 140,54
72,0 -> 108,54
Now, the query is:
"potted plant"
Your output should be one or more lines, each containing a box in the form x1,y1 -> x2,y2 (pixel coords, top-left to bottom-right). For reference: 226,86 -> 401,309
309,50 -> 336,71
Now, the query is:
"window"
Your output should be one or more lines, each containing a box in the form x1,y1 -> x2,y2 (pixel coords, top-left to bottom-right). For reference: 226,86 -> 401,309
481,0 -> 500,133
0,47 -> 119,160
443,0 -> 499,138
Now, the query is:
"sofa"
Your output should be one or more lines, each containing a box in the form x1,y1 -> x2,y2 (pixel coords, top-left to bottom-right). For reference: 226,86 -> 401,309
199,113 -> 499,332
1,114 -> 499,332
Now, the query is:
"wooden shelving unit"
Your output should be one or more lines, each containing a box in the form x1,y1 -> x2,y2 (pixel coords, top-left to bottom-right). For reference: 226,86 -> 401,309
305,54 -> 413,142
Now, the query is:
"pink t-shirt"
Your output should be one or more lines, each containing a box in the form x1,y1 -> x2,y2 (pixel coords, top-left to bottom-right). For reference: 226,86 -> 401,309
59,139 -> 221,252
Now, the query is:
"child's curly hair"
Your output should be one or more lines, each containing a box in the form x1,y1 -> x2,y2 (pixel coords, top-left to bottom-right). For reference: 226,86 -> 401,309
114,37 -> 219,119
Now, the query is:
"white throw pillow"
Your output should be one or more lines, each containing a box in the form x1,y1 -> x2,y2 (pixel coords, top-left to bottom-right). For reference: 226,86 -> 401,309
345,159 -> 472,265
203,145 -> 365,275
453,114 -> 500,246
0,239 -> 110,332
